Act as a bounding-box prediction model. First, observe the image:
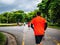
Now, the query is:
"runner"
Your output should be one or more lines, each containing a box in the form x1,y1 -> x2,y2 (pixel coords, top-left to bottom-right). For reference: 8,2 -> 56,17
28,22 -> 30,30
31,12 -> 47,45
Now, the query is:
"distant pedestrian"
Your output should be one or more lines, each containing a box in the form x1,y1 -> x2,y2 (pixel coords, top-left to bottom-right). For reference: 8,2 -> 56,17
31,12 -> 47,45
28,22 -> 31,30
28,22 -> 30,27
24,22 -> 26,26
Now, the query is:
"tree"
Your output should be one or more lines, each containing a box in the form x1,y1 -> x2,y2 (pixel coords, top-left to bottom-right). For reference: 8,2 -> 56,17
49,0 -> 60,24
37,0 -> 60,25
37,0 -> 51,20
0,15 -> 6,23
3,12 -> 9,23
13,10 -> 24,13
0,10 -> 25,23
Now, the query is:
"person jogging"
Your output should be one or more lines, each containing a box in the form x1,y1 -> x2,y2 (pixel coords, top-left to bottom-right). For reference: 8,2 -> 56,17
27,22 -> 30,30
31,12 -> 47,45
28,22 -> 30,27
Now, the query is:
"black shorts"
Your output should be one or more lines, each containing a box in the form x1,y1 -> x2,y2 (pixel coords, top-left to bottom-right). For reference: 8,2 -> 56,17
35,35 -> 44,44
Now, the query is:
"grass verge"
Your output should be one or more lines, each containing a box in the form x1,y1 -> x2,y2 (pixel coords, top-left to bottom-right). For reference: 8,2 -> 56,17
0,32 -> 7,45
48,25 -> 60,30
0,23 -> 23,27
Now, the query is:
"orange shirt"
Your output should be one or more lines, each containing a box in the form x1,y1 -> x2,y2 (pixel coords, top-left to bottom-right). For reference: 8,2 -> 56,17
31,16 -> 46,35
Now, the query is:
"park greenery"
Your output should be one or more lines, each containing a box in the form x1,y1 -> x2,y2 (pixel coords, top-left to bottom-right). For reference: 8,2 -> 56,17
0,0 -> 60,27
37,0 -> 60,26
0,0 -> 60,45
0,32 -> 7,45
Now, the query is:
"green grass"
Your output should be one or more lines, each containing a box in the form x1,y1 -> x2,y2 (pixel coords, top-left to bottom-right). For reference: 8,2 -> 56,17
48,25 -> 60,30
0,23 -> 23,27
0,32 -> 6,45
48,22 -> 60,30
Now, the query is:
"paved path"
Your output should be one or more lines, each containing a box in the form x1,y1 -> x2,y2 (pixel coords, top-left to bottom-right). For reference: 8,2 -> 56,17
3,33 -> 17,45
0,26 -> 24,45
43,28 -> 60,45
0,25 -> 60,45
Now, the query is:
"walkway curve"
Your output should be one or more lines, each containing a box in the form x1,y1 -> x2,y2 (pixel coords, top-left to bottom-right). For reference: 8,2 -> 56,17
1,32 -> 17,45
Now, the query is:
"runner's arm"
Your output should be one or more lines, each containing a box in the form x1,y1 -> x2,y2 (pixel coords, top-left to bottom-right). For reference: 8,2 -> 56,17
44,23 -> 47,30
31,24 -> 34,29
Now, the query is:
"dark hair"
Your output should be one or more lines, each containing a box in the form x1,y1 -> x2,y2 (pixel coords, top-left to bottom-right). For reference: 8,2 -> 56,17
36,12 -> 41,16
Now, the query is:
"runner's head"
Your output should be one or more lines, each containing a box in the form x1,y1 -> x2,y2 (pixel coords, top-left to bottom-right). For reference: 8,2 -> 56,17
36,12 -> 41,16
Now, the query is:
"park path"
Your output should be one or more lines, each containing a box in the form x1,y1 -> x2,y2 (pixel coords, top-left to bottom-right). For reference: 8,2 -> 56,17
0,25 -> 60,45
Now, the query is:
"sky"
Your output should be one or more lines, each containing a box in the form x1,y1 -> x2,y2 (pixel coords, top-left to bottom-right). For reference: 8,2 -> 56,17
0,0 -> 42,13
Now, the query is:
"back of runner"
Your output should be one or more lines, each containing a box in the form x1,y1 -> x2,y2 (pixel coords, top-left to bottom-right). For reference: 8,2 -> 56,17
31,12 -> 47,45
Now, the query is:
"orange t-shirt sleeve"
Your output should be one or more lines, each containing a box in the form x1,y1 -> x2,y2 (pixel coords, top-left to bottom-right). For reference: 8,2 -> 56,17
44,18 -> 47,23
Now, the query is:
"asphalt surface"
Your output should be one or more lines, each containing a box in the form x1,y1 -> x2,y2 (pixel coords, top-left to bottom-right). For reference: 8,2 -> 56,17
0,25 -> 60,45
0,26 -> 24,45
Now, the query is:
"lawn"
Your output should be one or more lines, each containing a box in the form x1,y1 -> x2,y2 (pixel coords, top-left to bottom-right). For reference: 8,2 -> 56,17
0,23 -> 23,27
0,32 -> 7,45
48,25 -> 60,30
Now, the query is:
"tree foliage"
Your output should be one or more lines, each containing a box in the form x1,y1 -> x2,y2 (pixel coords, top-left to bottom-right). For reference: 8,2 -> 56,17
0,10 -> 25,23
37,0 -> 60,24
